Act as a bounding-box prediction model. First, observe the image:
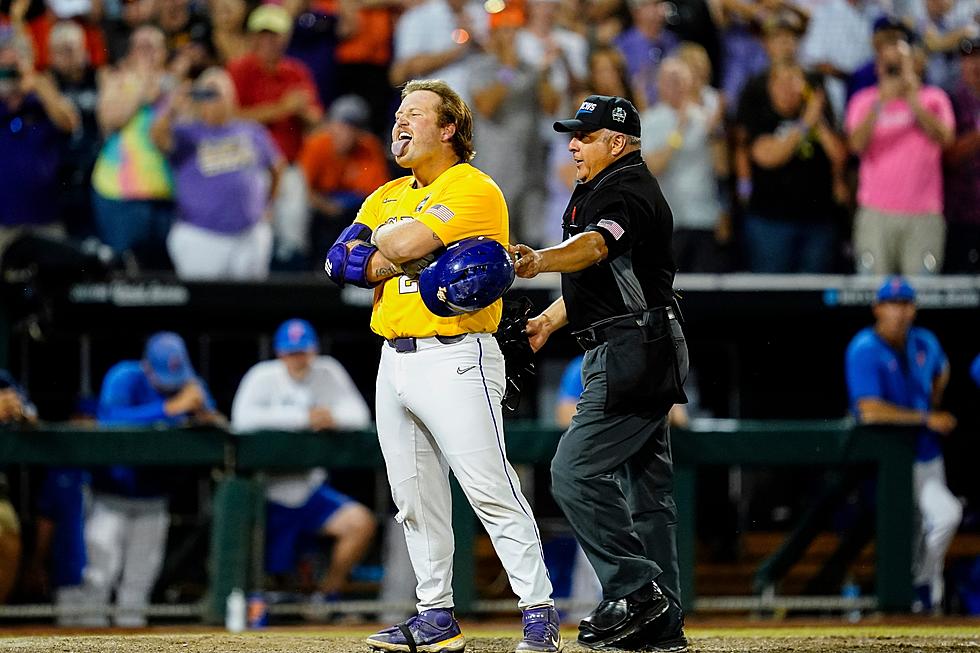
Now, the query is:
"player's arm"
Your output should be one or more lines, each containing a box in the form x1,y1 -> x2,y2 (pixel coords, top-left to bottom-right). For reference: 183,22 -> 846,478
372,218 -> 444,263
854,397 -> 930,426
510,232 -> 608,278
324,219 -> 403,289
854,396 -> 956,435
931,363 -> 950,408
97,366 -> 170,425
321,359 -> 372,430
231,368 -> 311,431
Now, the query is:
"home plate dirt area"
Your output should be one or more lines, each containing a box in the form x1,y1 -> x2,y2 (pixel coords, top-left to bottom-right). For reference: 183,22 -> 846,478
2,622 -> 979,652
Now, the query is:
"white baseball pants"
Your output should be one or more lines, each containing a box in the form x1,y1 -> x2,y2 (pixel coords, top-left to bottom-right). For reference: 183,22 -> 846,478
79,494 -> 170,627
375,333 -> 553,611
912,457 -> 962,607
167,220 -> 273,281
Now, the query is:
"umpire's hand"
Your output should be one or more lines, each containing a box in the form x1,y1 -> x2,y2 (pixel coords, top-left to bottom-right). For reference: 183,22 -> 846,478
524,315 -> 555,352
510,244 -> 543,279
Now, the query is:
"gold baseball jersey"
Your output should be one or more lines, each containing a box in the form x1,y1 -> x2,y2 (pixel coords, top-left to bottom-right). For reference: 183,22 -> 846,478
355,163 -> 509,339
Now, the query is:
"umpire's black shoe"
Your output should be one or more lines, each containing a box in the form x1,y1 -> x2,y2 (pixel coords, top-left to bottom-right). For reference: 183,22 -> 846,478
577,580 -> 669,650
617,600 -> 688,652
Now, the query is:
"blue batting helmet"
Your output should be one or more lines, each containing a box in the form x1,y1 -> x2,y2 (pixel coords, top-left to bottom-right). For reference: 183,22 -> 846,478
419,237 -> 515,317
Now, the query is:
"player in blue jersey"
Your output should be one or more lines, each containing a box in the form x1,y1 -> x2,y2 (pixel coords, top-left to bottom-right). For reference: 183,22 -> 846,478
78,332 -> 222,626
845,276 -> 961,613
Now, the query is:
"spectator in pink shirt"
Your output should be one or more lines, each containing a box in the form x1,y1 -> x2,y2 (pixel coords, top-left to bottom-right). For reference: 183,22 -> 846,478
845,37 -> 955,275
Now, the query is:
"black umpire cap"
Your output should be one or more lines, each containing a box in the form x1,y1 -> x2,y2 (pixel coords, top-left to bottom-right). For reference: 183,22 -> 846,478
553,95 -> 642,138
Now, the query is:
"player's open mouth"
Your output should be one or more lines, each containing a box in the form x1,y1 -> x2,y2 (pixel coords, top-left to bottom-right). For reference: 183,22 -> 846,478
391,131 -> 413,158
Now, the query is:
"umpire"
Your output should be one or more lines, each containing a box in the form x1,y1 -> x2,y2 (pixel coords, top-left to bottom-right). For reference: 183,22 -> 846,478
511,94 -> 689,652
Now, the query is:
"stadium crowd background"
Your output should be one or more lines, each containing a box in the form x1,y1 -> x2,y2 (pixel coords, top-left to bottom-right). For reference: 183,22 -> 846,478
1,0 -> 980,627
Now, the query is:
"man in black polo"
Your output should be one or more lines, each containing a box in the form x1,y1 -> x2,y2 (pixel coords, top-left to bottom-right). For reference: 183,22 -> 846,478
511,95 -> 689,652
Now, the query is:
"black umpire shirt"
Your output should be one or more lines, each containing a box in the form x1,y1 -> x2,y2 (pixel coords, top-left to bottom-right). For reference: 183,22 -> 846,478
561,150 -> 676,331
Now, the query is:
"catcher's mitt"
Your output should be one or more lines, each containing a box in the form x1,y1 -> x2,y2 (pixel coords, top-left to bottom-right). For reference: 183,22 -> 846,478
493,296 -> 535,412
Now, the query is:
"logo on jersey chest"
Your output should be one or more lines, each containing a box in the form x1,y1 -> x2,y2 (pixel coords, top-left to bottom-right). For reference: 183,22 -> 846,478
415,194 -> 431,214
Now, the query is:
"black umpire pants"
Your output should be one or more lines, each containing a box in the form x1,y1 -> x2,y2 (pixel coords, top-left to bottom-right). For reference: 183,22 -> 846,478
550,344 -> 681,606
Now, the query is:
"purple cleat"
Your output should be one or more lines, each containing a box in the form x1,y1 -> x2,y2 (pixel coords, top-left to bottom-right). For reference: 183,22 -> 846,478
366,608 -> 466,652
516,604 -> 562,652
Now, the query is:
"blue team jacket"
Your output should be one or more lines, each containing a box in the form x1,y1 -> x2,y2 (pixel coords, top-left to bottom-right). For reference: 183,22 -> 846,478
845,326 -> 948,463
94,360 -> 215,498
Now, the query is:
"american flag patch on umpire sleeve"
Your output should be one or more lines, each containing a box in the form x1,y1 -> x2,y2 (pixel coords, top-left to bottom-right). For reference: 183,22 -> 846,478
597,219 -> 625,240
426,204 -> 455,223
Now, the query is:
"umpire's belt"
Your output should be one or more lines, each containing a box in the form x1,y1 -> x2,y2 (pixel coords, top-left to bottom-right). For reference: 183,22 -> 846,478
386,334 -> 468,353
571,306 -> 678,351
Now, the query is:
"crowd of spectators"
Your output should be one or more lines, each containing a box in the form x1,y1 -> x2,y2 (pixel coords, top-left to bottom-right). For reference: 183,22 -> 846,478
0,0 -> 978,275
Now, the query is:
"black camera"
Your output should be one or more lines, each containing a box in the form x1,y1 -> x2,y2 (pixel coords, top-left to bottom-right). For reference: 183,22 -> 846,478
884,64 -> 902,77
189,87 -> 220,101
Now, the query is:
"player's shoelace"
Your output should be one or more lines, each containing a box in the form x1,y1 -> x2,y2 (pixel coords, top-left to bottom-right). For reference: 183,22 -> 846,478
521,606 -> 560,650
523,618 -> 558,643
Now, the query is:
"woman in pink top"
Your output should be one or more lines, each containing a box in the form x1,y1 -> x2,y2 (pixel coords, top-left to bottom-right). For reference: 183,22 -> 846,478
846,35 -> 954,275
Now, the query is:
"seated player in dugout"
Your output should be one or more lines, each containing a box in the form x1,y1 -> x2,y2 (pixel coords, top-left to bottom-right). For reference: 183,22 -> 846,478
231,318 -> 376,601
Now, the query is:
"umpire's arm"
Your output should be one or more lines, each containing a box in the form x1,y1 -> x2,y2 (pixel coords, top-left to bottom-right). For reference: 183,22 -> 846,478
509,232 -> 608,278
525,297 -> 568,353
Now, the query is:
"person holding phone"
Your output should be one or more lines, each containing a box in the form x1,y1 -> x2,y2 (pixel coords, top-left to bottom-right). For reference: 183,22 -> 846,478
0,26 -> 79,255
845,34 -> 955,275
150,66 -> 285,280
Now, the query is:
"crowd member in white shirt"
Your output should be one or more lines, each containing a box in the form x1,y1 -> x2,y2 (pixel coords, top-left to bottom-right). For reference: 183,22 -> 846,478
642,57 -> 729,272
231,318 -> 376,599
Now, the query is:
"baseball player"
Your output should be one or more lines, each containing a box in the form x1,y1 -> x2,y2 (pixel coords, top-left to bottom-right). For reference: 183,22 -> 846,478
845,276 -> 962,613
324,79 -> 560,653
81,332 -> 222,626
231,318 -> 376,600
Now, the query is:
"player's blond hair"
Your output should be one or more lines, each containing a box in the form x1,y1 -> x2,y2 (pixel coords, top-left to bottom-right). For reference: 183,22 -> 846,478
402,79 -> 475,162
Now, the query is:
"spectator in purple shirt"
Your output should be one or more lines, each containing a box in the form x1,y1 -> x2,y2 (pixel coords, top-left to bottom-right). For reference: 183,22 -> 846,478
0,27 -> 78,258
151,67 -> 285,280
615,0 -> 681,108
943,37 -> 980,273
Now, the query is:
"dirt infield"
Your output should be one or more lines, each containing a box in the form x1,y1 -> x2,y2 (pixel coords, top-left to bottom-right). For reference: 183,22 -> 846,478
2,625 -> 980,652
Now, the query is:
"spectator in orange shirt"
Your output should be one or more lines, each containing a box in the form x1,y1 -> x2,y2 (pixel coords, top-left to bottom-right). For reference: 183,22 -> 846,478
228,3 -> 323,268
299,94 -> 389,260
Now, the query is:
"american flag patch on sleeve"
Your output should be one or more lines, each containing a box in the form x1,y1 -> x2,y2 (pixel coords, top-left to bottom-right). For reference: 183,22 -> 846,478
597,219 -> 625,240
426,204 -> 455,223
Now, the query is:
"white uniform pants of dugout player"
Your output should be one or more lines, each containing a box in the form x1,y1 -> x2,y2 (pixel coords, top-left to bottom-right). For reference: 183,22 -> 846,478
913,457 -> 963,608
78,494 -> 169,627
375,333 -> 554,611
